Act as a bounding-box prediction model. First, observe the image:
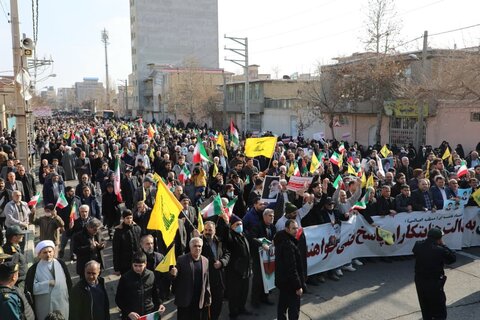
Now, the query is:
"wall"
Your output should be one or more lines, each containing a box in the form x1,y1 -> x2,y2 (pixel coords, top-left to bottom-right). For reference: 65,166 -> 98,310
427,100 -> 480,153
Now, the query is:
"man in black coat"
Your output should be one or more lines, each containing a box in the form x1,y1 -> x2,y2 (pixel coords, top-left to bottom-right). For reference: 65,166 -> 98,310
71,218 -> 105,277
120,167 -> 137,210
376,185 -> 397,216
70,260 -> 110,320
201,221 -> 230,320
15,165 -> 35,204
248,208 -> 276,307
274,219 -> 305,320
411,178 -> 436,212
115,251 -> 165,320
413,228 -> 456,320
112,210 -> 142,275
224,214 -> 252,319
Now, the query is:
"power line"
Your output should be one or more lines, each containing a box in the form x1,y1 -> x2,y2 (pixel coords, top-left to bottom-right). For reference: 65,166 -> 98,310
250,0 -> 450,55
0,0 -> 9,22
225,0 -> 337,34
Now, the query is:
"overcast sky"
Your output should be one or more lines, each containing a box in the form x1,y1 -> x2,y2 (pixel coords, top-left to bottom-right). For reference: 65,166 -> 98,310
1,0 -> 479,91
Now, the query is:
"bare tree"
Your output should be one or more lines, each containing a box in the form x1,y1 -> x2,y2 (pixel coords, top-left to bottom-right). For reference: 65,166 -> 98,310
297,65 -> 345,139
363,0 -> 402,54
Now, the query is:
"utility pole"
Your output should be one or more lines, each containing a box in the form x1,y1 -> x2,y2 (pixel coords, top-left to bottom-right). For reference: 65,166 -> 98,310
222,69 -> 227,129
416,30 -> 428,151
101,28 -> 110,110
225,35 -> 249,134
124,79 -> 129,115
10,0 -> 29,170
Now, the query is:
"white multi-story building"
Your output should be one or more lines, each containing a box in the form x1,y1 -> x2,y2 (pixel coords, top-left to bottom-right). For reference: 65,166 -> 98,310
56,87 -> 76,111
130,0 -> 219,120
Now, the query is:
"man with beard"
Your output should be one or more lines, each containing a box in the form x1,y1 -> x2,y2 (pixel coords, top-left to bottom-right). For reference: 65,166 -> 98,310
15,165 -> 35,204
140,234 -> 171,300
112,210 -> 142,275
200,221 -> 230,320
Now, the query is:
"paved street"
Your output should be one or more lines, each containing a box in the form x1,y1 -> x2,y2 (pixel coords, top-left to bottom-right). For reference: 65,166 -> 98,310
32,179 -> 480,320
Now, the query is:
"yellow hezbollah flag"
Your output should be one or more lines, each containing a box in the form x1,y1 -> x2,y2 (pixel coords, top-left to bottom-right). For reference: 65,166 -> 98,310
152,172 -> 162,185
212,162 -> 219,177
197,211 -> 204,233
155,245 -> 176,272
216,132 -> 228,157
361,170 -> 367,188
347,163 -> 356,175
380,144 -> 391,158
366,174 -> 375,189
377,228 -> 394,245
244,137 -> 277,158
472,188 -> 480,206
441,148 -> 451,160
310,152 -> 320,174
147,178 -> 183,247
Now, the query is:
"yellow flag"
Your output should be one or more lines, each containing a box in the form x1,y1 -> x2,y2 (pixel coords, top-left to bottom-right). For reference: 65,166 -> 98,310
155,245 -> 176,272
310,153 -> 319,174
361,170 -> 367,188
377,228 -> 394,245
244,137 -> 277,158
441,148 -> 451,160
149,148 -> 155,161
366,174 -> 374,189
152,172 -> 162,185
347,163 -> 356,175
197,211 -> 204,233
287,162 -> 295,177
212,163 -> 219,177
425,160 -> 431,179
147,178 -> 183,247
380,145 -> 391,158
472,188 -> 480,206
216,132 -> 228,157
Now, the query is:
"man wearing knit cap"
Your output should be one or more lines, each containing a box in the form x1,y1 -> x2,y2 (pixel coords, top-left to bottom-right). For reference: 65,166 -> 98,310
413,227 -> 456,320
224,214 -> 253,319
25,240 -> 72,320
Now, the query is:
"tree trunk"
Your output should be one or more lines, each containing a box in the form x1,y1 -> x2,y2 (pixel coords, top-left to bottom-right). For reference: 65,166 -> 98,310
329,114 -> 336,140
375,102 -> 383,144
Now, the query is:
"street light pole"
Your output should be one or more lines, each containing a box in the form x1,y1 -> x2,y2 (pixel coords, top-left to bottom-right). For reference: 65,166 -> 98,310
10,0 -> 29,170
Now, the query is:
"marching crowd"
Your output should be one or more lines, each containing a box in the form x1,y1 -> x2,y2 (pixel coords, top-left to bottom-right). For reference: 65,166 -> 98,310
0,115 -> 479,320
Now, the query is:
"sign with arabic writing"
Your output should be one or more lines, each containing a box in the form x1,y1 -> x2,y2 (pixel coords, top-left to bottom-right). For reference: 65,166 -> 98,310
304,209 -> 466,275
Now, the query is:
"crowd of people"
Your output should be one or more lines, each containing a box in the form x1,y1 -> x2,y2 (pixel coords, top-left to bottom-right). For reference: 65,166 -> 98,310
0,115 -> 479,320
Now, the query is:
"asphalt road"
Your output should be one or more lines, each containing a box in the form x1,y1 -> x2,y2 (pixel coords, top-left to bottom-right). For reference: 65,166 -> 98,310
34,178 -> 480,320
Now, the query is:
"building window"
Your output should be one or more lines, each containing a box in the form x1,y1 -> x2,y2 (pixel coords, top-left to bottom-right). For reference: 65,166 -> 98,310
236,85 -> 244,102
471,112 -> 480,122
228,87 -> 234,102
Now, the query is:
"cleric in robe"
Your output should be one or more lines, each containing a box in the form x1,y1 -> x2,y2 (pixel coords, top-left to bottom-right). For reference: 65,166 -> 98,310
25,240 -> 72,320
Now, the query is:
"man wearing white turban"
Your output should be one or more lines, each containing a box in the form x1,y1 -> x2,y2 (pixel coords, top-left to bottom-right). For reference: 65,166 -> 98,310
25,240 -> 72,320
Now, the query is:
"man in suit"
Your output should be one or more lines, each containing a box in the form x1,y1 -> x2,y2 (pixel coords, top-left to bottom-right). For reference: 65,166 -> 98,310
5,172 -> 24,198
170,237 -> 211,320
178,193 -> 197,244
75,151 -> 92,183
411,179 -> 436,212
15,165 -> 35,204
201,221 -> 230,320
430,175 -> 455,210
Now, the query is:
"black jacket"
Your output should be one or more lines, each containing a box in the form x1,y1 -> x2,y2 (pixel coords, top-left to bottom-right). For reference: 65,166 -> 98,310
274,230 -> 305,291
412,238 -> 456,279
72,228 -> 105,276
201,235 -> 230,290
115,269 -> 160,320
376,196 -> 396,216
225,230 -> 252,279
411,189 -> 435,211
69,277 -> 110,320
112,222 -> 142,273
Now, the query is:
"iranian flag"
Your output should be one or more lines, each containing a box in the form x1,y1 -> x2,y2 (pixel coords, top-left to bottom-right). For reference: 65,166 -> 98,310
330,152 -> 341,166
69,202 -> 78,224
55,192 -> 68,209
201,195 -> 223,218
332,175 -> 343,189
351,188 -> 371,210
338,143 -> 346,154
230,119 -> 239,148
138,311 -> 160,320
28,192 -> 41,207
114,158 -> 123,202
457,160 -> 468,178
178,166 -> 191,183
193,137 -> 210,163
222,197 -> 237,223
